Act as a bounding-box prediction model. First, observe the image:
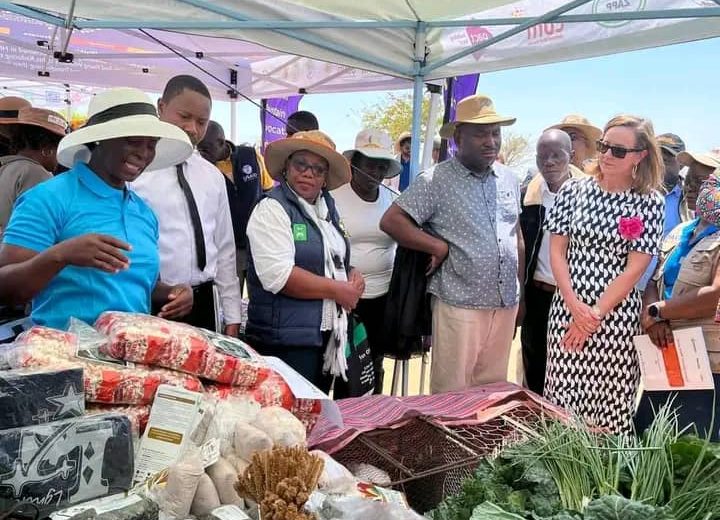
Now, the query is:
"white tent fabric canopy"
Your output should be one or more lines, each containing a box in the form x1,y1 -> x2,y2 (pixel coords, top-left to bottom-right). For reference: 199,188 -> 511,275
1,0 -> 718,174
3,0 -> 719,89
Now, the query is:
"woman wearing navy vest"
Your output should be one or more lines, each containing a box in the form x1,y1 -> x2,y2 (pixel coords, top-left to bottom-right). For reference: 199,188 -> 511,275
245,131 -> 365,392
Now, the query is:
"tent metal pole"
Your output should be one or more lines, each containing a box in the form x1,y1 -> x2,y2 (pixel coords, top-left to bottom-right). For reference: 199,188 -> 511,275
0,2 -> 67,26
76,20 -> 417,30
423,0 -> 594,75
172,0 -> 411,76
409,22 -> 427,182
230,99 -> 238,143
410,75 -> 424,181
426,8 -> 720,27
421,90 -> 441,170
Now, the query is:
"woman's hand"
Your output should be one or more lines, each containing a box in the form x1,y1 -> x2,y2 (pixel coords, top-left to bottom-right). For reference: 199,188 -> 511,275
333,280 -> 363,311
158,284 -> 194,319
567,297 -> 602,334
647,321 -> 674,349
561,320 -> 591,352
56,233 -> 131,273
349,268 -> 366,295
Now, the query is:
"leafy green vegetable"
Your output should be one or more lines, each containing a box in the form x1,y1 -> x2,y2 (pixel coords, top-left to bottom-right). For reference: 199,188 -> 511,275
430,455 -> 563,520
583,495 -> 673,520
469,502 -> 525,520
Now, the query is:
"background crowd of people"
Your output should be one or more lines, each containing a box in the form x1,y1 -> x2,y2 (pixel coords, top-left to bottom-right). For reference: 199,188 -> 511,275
1,74 -> 720,438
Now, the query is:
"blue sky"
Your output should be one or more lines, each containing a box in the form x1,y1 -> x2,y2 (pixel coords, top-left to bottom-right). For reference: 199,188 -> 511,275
214,37 -> 719,155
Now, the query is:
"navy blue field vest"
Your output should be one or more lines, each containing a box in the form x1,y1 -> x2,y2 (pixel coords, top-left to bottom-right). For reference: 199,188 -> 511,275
246,182 -> 350,348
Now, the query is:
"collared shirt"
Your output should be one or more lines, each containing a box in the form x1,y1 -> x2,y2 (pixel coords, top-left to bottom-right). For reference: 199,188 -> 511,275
533,180 -> 558,285
2,162 -> 159,329
396,157 -> 521,309
130,151 -> 242,324
663,183 -> 684,237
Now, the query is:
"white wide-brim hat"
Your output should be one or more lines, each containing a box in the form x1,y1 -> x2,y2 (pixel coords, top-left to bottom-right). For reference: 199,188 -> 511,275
57,87 -> 193,170
343,128 -> 402,179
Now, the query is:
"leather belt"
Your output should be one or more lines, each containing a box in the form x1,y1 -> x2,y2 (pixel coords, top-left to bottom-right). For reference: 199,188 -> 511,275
533,280 -> 556,293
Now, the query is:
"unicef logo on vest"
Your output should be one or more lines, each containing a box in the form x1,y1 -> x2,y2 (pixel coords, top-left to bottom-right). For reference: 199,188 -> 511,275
592,0 -> 647,28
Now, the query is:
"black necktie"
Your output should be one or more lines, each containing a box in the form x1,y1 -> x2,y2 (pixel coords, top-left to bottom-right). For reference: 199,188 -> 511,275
176,164 -> 207,271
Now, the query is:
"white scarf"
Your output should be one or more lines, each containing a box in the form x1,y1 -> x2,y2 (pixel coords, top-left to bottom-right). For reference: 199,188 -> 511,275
295,192 -> 349,381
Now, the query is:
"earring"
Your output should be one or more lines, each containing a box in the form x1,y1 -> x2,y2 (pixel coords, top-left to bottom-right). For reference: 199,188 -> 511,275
631,163 -> 638,180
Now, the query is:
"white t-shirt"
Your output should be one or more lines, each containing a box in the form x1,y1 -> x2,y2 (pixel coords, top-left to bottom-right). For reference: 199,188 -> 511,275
331,183 -> 397,299
533,181 -> 558,286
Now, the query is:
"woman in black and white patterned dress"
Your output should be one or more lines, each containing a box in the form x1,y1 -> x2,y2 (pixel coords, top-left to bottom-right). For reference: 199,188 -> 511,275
544,115 -> 665,433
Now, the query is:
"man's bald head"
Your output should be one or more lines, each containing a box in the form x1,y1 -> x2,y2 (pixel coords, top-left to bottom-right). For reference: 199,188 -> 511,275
198,120 -> 228,163
536,129 -> 573,191
537,129 -> 572,153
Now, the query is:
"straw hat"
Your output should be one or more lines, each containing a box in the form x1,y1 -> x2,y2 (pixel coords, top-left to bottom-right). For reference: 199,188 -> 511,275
16,107 -> 69,137
0,96 -> 32,138
56,87 -> 193,169
394,131 -> 412,153
439,94 -> 516,138
678,150 -> 720,170
344,128 -> 401,178
265,130 -> 351,190
547,115 -> 602,144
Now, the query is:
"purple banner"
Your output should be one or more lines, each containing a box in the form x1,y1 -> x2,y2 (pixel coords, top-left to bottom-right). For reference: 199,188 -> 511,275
261,95 -> 303,151
446,74 -> 479,157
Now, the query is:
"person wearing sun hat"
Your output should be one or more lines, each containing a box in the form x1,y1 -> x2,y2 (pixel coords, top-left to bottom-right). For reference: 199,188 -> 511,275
245,130 -> 365,391
381,93 -> 523,394
330,128 -> 401,393
547,115 -> 602,170
0,107 -> 68,231
0,86 -> 195,330
0,96 -> 32,156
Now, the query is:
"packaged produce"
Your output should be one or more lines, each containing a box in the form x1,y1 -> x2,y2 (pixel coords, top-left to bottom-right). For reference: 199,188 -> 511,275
50,493 -> 159,520
95,312 -> 272,387
0,366 -> 84,429
206,458 -> 243,506
231,423 -> 273,462
190,474 -> 222,517
159,453 -> 204,520
253,406 -> 306,448
6,326 -> 202,405
86,405 -> 151,438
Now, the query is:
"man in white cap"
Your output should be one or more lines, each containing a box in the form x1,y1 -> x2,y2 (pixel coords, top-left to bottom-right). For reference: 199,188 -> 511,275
380,94 -> 523,394
332,128 -> 402,393
131,75 -> 242,335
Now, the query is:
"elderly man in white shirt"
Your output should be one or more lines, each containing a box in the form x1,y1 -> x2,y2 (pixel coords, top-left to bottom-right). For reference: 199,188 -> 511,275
131,75 -> 242,335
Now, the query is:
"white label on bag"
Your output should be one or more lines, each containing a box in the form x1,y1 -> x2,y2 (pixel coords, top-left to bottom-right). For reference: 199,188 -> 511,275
51,494 -> 142,519
133,384 -> 203,483
201,437 -> 221,468
211,505 -> 251,520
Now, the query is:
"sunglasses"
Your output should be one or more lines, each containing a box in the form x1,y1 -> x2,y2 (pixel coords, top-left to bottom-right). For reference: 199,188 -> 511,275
596,140 -> 645,159
290,157 -> 328,178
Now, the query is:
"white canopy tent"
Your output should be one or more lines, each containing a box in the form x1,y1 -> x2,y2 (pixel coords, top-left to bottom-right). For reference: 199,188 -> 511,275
1,0 -> 719,176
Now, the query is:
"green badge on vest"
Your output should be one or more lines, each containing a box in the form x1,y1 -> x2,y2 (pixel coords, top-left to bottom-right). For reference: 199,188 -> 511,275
293,223 -> 308,242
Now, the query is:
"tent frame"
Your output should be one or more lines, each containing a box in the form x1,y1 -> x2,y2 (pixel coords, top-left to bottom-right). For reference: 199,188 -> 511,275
1,0 -> 719,178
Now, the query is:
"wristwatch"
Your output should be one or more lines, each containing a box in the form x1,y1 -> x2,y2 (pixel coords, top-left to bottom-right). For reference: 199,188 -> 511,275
647,302 -> 664,322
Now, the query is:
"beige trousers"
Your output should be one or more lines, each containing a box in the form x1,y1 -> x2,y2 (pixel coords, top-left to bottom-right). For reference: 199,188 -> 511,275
430,298 -> 518,394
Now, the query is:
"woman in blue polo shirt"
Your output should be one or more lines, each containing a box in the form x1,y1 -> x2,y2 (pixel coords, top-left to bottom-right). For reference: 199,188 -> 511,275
0,87 -> 195,330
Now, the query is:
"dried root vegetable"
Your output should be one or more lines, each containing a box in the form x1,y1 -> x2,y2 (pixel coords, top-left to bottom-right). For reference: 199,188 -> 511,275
234,446 -> 324,507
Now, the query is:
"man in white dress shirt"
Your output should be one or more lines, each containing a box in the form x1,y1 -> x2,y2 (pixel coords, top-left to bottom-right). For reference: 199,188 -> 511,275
131,75 -> 242,335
